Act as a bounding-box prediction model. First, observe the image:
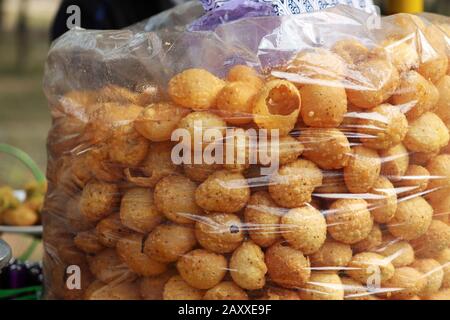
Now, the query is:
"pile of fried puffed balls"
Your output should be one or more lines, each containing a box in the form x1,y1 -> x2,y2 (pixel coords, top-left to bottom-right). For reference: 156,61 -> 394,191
44,14 -> 450,300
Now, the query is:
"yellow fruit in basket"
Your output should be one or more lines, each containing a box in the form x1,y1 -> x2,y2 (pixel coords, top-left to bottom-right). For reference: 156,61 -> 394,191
177,249 -> 227,290
229,241 -> 267,290
168,68 -> 225,110
87,248 -> 136,284
253,80 -> 301,136
134,102 -> 190,142
411,259 -> 444,297
309,239 -> 353,269
381,267 -> 427,300
347,252 -> 395,284
387,196 -> 433,240
195,213 -> 244,254
353,224 -> 383,253
163,275 -> 204,300
216,81 -> 258,125
204,282 -> 249,300
80,180 -> 119,222
144,224 -> 197,263
2,206 -> 38,226
411,220 -> 450,258
332,39 -> 369,64
116,233 -> 167,277
344,146 -> 381,193
426,154 -> 450,203
119,187 -> 163,233
300,84 -> 347,128
154,175 -> 203,224
107,124 -> 149,166
269,159 -> 322,208
327,199 -> 373,245
377,235 -> 415,267
95,213 -> 133,248
85,280 -> 141,300
394,165 -> 429,197
265,242 -> 311,289
367,177 -> 397,224
74,230 -> 104,254
227,65 -> 264,89
299,272 -> 344,300
380,143 -> 409,180
195,170 -> 250,213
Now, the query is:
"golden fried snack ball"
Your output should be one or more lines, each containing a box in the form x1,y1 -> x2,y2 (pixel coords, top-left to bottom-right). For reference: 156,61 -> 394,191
260,287 -> 301,300
87,248 -> 136,283
423,288 -> 450,300
435,248 -> 450,288
382,267 -> 427,300
265,242 -> 311,289
120,188 -> 163,233
204,282 -> 249,300
95,213 -> 133,248
269,159 -> 322,208
434,76 -> 450,124
107,125 -> 149,166
347,252 -> 395,284
418,26 -> 449,84
195,213 -> 244,253
357,104 -> 408,150
300,85 -> 347,128
344,146 -> 381,193
387,196 -> 433,240
309,239 -> 353,269
168,68 -> 225,110
144,224 -> 197,263
347,58 -> 399,109
227,65 -> 263,89
74,230 -> 104,254
395,165 -> 430,197
195,170 -> 250,213
116,233 -> 167,277
426,154 -> 450,203
327,199 -> 373,244
377,235 -> 415,267
280,206 -> 327,254
332,39 -> 369,64
411,259 -> 444,297
222,129 -> 252,172
274,136 -> 304,165
353,224 -> 383,253
368,176 -> 397,224
163,275 -> 204,300
85,280 -> 141,300
382,38 -> 420,73
314,170 -> 348,194
411,220 -> 450,258
183,162 -> 223,183
134,102 -> 190,142
177,249 -> 228,290
429,194 -> 450,223
139,269 -> 176,300
392,71 -> 439,121
404,112 -> 449,153
299,272 -> 344,300
244,191 -> 282,248
216,81 -> 258,125
154,175 -> 202,224
253,80 -> 301,136
299,128 -> 351,169
230,241 -> 267,290
410,150 -> 439,166
341,277 -> 372,300
380,143 -> 409,180
85,146 -> 123,183
80,180 -> 119,222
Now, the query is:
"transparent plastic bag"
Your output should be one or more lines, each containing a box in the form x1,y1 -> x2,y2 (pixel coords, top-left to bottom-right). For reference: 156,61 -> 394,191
42,3 -> 450,300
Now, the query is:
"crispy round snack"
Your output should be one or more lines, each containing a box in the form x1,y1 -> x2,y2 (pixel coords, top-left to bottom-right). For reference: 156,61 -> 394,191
434,75 -> 450,124
426,154 -> 450,203
195,170 -> 250,213
154,175 -> 202,224
299,128 -> 351,169
87,248 -> 136,283
244,191 -> 282,248
227,65 -> 263,89
168,68 -> 225,110
357,104 -> 408,150
183,162 -> 223,183
309,240 -> 353,269
260,287 -> 300,300
341,277 -> 373,300
204,282 -> 248,300
435,248 -> 450,288
411,259 -> 444,297
404,112 -> 449,153
299,272 -> 344,300
230,241 -> 267,290
85,146 -> 123,183
280,206 -> 327,254
265,242 -> 311,289
139,270 -> 176,300
368,177 -> 397,224
134,102 -> 190,142
144,224 -> 197,263
353,224 -> 383,253
424,289 -> 450,300
74,230 -> 104,254
222,129 -> 252,172
332,39 -> 369,64
85,280 -> 141,300
380,143 -> 409,180
195,213 -> 244,253
347,58 -> 399,109
95,213 -> 133,248
381,267 -> 427,300
116,233 -> 167,277
429,194 -> 450,223
395,165 -> 430,197
177,249 -> 227,290
376,235 -> 415,267
216,81 -> 258,125
275,136 -> 304,165
314,170 -> 348,195
163,275 -> 204,300
387,196 -> 433,240
107,125 -> 149,166
327,199 -> 373,244
382,38 -> 419,73
120,188 -> 163,233
80,181 -> 119,222
300,84 -> 347,128
347,252 -> 395,284
269,159 -> 323,208
418,26 -> 448,84
411,220 -> 450,258
344,146 -> 381,193
253,80 -> 301,136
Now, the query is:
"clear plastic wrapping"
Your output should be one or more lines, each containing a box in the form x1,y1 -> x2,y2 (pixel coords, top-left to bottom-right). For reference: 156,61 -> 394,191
42,4 -> 450,300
